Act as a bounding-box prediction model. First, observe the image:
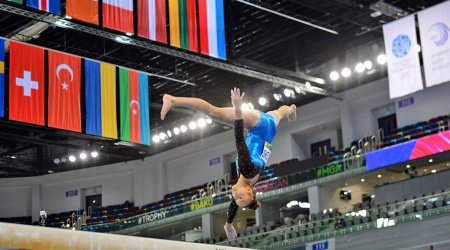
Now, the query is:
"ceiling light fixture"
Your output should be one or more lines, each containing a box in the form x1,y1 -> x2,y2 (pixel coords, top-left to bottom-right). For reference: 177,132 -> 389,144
355,63 -> 365,73
361,178 -> 365,182
69,155 -> 76,162
258,97 -> 267,106
188,121 -> 197,130
341,67 -> 351,77
152,135 -> 160,143
80,152 -> 87,160
180,125 -> 187,133
364,60 -> 373,70
283,88 -> 292,97
377,54 -> 387,64
206,118 -> 212,124
197,118 -> 206,128
91,151 -> 98,158
330,71 -> 339,81
173,127 -> 180,135
273,93 -> 281,101
431,169 -> 437,173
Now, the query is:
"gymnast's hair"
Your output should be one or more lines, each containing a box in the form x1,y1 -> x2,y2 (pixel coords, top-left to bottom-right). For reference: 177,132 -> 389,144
247,187 -> 261,210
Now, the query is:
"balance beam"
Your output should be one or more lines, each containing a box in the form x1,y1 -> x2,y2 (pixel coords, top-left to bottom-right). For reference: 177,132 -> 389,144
0,222 -> 245,250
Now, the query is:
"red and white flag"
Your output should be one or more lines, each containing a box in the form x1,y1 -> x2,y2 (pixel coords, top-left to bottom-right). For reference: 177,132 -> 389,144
138,0 -> 167,43
103,0 -> 134,34
48,51 -> 82,132
9,42 -> 45,126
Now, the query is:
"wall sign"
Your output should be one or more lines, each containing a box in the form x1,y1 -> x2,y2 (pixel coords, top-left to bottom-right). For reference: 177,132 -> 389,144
209,157 -> 221,166
65,190 -> 78,197
398,97 -> 414,108
306,238 -> 335,250
138,210 -> 169,225
316,164 -> 344,178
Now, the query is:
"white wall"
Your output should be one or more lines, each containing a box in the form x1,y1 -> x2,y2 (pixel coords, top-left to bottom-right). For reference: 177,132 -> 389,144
0,79 -> 448,219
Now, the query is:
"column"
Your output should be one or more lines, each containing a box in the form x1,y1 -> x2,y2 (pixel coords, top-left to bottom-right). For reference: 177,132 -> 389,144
202,213 -> 214,240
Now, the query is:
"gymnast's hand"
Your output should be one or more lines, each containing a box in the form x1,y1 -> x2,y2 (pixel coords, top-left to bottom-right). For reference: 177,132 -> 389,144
224,222 -> 237,240
231,87 -> 245,109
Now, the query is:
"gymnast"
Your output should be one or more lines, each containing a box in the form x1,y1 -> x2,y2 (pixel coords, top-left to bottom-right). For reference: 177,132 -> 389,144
161,88 -> 296,240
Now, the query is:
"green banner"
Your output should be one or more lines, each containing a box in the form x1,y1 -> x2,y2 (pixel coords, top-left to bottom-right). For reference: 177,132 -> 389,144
119,68 -> 131,142
316,163 -> 344,178
8,0 -> 23,4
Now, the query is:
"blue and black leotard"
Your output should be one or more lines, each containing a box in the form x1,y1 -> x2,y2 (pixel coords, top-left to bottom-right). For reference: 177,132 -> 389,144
226,113 -> 277,223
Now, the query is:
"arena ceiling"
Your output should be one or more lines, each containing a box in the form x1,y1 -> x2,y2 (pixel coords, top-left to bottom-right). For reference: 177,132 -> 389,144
0,0 -> 445,177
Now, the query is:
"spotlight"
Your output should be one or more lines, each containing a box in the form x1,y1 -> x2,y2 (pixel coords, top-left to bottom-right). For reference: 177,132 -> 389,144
248,103 -> 254,109
330,71 -> 339,81
406,164 -> 411,169
180,125 -> 187,133
91,151 -> 98,158
431,169 -> 437,173
125,32 -> 132,36
341,67 -> 351,77
173,127 -> 180,135
189,121 -> 197,130
361,178 -> 365,182
206,118 -> 212,124
377,54 -> 387,64
159,132 -> 167,140
61,157 -> 67,163
69,155 -> 76,162
80,152 -> 87,160
273,93 -> 281,101
377,174 -> 382,178
241,103 -> 250,111
258,97 -> 267,106
152,135 -> 160,143
364,60 -> 373,70
283,88 -> 292,97
294,86 -> 301,93
428,158 -> 433,163
54,158 -> 61,164
197,118 -> 206,128
415,44 -> 421,53
305,82 -> 312,89
65,15 -> 73,19
167,130 -> 172,137
355,63 -> 365,73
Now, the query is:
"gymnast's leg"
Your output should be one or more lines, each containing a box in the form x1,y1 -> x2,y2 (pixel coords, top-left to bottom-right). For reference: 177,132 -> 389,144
161,94 -> 261,130
266,104 -> 297,125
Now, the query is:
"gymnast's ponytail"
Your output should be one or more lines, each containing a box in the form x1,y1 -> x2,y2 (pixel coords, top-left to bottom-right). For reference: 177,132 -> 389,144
247,199 -> 261,210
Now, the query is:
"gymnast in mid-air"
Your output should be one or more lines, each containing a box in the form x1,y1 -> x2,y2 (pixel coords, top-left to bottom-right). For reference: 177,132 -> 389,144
161,88 -> 297,240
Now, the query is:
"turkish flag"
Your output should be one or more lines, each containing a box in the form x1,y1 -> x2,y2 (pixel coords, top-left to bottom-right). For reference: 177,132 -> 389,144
48,51 -> 81,132
9,42 -> 45,126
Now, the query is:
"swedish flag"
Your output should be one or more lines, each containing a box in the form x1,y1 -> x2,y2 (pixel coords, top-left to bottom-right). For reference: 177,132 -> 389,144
0,38 -> 4,118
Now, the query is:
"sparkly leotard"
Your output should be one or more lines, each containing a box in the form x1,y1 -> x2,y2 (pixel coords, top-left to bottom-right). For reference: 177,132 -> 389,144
227,114 -> 277,223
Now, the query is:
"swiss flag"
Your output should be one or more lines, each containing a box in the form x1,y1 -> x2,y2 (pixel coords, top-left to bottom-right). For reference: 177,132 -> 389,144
48,51 -> 81,132
9,42 -> 45,126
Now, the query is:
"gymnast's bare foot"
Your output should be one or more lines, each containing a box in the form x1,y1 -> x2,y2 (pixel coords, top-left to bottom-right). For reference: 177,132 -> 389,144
288,104 -> 297,121
161,94 -> 173,120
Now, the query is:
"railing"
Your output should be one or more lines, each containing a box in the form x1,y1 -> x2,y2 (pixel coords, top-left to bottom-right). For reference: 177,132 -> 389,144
217,191 -> 450,249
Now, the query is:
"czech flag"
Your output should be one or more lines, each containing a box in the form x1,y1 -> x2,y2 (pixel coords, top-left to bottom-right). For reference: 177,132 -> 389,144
138,0 -> 168,44
103,0 -> 134,34
119,68 -> 150,145
0,39 -> 4,118
85,60 -> 118,139
27,0 -> 61,15
198,0 -> 226,60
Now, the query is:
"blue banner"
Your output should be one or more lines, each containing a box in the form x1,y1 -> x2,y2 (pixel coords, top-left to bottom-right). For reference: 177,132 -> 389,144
0,39 -> 4,118
138,73 -> 150,145
85,60 -> 102,136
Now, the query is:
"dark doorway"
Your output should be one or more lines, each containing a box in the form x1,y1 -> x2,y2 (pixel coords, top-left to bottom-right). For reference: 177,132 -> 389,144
310,139 -> 331,157
378,114 -> 397,136
86,194 -> 102,213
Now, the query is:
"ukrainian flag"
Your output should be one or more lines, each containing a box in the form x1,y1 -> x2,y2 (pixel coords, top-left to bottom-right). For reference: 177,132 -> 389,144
0,38 -> 4,118
85,60 -> 118,139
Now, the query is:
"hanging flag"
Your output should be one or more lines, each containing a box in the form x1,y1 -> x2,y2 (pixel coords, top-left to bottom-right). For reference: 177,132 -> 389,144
103,0 -> 134,34
85,60 -> 118,139
199,0 -> 227,60
27,0 -> 61,15
169,0 -> 198,52
9,42 -> 45,126
119,68 -> 150,145
0,39 -> 4,118
383,15 -> 423,99
48,51 -> 81,132
138,0 -> 167,44
7,0 -> 23,4
66,0 -> 99,25
418,1 -> 450,88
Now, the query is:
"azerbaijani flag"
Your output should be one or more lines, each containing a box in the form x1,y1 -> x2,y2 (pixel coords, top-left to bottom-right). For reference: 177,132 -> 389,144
119,68 -> 150,145
85,60 -> 118,139
138,0 -> 168,44
0,39 -> 4,118
103,0 -> 134,34
199,0 -> 226,60
27,0 -> 61,15
169,0 -> 198,52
